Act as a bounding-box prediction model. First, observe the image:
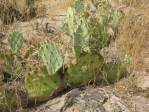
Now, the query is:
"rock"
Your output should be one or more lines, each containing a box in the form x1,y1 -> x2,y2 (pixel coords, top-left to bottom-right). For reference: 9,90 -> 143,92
100,41 -> 119,63
103,95 -> 130,112
135,71 -> 149,91
30,87 -> 130,112
131,96 -> 149,112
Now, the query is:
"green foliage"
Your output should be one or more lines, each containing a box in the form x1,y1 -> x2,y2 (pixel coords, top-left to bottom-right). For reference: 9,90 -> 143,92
39,42 -> 64,75
101,63 -> 126,84
63,7 -> 76,37
0,53 -> 23,80
95,0 -> 111,17
73,18 -> 90,58
0,89 -> 17,112
65,54 -> 104,86
110,10 -> 124,28
89,18 -> 110,52
8,32 -> 23,53
98,0 -> 111,9
0,32 -> 24,80
24,68 -> 61,101
64,0 -> 123,58
75,0 -> 84,13
123,54 -> 131,65
64,7 -> 91,59
0,1 -> 126,108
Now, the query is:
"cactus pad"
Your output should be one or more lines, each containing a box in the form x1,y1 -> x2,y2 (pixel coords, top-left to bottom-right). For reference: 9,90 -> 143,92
39,42 -> 64,75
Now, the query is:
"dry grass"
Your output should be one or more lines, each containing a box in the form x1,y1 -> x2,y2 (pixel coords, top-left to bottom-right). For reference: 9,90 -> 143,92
50,0 -> 74,10
0,0 -> 37,24
121,0 -> 149,8
48,0 -> 75,20
35,0 -> 75,20
0,0 -> 29,14
116,1 -> 149,71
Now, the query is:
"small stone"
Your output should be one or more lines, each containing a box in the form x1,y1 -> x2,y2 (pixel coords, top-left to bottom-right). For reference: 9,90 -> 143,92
136,71 -> 149,91
103,95 -> 130,112
132,96 -> 149,112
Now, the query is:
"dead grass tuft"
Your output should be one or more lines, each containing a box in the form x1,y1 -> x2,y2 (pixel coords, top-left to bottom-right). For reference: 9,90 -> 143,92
48,0 -> 75,20
116,4 -> 149,71
0,0 -> 37,24
121,0 -> 149,8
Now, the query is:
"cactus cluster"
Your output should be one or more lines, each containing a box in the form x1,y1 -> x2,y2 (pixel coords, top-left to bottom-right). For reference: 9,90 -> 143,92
0,0 -> 126,106
64,7 -> 91,59
63,0 -> 124,59
88,17 -> 110,52
62,0 -> 125,85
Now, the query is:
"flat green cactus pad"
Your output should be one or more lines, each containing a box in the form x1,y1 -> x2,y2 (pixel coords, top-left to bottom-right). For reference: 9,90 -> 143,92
24,68 -> 61,102
39,42 -> 64,75
65,54 -> 104,86
8,32 -> 23,53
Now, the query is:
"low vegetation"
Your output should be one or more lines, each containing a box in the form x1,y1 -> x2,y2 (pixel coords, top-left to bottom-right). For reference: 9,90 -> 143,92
0,0 -> 130,111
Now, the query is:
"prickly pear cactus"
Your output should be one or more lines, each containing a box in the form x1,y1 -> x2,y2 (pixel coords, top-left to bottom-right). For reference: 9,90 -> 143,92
65,54 -> 104,86
89,18 -> 110,52
63,7 -> 76,37
8,32 -> 23,53
24,67 -> 61,102
73,18 -> 90,58
0,53 -> 23,81
64,6 -> 91,59
39,42 -> 63,75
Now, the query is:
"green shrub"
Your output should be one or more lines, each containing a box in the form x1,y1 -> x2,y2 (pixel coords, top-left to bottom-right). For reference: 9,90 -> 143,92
88,17 -> 110,52
101,62 -> 126,84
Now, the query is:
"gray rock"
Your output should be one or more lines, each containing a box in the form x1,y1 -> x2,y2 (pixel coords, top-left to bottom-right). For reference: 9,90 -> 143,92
135,71 -> 149,91
103,95 -> 130,112
131,96 -> 149,112
30,88 -> 130,112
